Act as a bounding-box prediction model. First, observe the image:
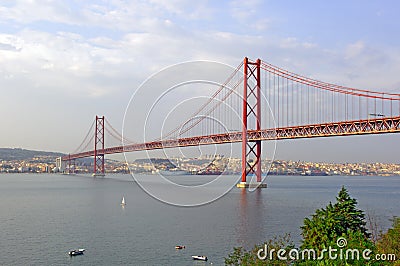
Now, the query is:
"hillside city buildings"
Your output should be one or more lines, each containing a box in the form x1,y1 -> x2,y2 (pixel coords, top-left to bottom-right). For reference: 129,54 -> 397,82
1,155 -> 400,176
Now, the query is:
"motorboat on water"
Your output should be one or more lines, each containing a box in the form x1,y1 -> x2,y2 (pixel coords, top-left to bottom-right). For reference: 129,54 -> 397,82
192,255 -> 207,261
175,245 -> 185,249
121,196 -> 126,206
68,249 -> 85,256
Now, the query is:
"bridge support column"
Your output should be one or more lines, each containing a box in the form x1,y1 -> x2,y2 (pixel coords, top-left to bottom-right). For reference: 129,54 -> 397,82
238,57 -> 266,188
93,115 -> 105,177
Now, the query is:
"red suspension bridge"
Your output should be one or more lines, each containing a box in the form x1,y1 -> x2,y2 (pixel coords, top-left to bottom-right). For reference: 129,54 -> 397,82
58,57 -> 400,186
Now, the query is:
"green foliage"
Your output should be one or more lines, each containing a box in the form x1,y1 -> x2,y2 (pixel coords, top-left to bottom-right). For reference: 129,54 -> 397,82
296,230 -> 376,266
301,186 -> 369,251
334,186 -> 369,238
376,217 -> 400,265
224,233 -> 294,265
298,186 -> 377,265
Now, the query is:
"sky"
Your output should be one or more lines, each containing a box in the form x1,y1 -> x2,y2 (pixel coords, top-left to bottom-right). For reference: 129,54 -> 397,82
0,0 -> 400,163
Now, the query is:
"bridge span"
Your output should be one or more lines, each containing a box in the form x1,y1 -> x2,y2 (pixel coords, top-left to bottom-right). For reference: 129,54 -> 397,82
58,57 -> 400,187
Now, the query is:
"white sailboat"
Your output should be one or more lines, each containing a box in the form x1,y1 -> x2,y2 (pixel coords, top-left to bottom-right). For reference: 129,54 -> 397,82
121,196 -> 126,206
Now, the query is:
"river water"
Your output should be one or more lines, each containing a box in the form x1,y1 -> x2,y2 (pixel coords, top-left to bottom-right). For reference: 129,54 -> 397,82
0,174 -> 399,265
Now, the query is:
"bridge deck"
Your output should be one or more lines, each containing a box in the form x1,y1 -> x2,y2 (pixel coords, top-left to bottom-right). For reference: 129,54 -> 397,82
62,116 -> 400,161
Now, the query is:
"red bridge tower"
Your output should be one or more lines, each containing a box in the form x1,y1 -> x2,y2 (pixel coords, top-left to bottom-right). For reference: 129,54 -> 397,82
93,115 -> 105,176
238,58 -> 266,188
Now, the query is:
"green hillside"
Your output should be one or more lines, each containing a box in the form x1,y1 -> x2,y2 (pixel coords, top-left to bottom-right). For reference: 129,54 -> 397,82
0,148 -> 64,161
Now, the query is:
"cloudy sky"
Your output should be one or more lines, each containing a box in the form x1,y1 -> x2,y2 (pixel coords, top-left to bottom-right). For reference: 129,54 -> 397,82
1,0 -> 400,162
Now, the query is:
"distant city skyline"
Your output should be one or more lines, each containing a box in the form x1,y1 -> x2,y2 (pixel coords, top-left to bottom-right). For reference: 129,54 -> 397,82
1,1 -> 400,163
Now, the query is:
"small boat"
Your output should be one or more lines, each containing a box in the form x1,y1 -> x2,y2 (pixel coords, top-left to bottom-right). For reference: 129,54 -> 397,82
68,249 -> 85,256
121,196 -> 126,206
175,245 -> 185,249
192,255 -> 207,261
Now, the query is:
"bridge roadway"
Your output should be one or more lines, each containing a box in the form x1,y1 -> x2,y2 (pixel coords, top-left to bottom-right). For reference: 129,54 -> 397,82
62,116 -> 400,161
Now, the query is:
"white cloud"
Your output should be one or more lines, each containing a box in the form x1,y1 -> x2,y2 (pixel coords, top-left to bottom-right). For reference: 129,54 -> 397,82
229,0 -> 261,21
0,34 -> 24,51
148,0 -> 215,20
229,0 -> 272,32
279,37 -> 318,49
0,0 -> 78,25
302,42 -> 317,49
345,40 -> 365,59
0,30 -> 115,98
250,18 -> 271,31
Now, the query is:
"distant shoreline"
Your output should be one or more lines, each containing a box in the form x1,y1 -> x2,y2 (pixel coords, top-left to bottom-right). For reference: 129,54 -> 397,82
1,148 -> 399,176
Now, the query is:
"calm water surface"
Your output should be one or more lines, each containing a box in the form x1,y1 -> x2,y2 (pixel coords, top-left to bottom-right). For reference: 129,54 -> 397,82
0,174 -> 399,265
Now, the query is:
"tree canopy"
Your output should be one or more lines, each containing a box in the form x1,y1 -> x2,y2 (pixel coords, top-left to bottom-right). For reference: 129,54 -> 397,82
301,186 -> 370,250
